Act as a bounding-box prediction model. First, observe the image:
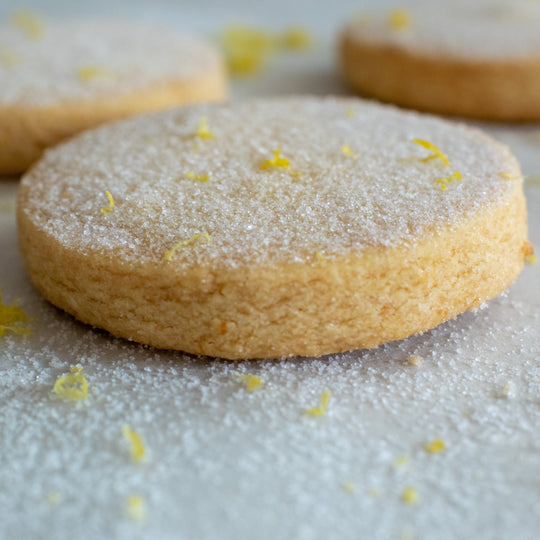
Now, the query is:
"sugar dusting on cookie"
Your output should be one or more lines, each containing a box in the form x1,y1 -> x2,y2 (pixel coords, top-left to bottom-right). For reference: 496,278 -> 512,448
0,19 -> 222,106
20,97 -> 518,267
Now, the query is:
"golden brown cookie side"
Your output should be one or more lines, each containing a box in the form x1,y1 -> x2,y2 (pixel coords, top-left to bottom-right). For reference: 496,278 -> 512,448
17,180 -> 528,359
340,28 -> 540,122
0,65 -> 227,176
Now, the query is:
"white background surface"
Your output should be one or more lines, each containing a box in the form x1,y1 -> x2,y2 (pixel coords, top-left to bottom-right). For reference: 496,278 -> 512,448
1,1 -> 540,539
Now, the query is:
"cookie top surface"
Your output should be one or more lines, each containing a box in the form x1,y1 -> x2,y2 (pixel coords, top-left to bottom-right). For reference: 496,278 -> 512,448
0,17 -> 221,107
19,96 -> 518,268
345,1 -> 540,60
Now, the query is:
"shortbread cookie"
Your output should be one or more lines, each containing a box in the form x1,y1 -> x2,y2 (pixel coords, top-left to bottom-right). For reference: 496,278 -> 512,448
17,97 -> 531,359
0,15 -> 226,174
340,1 -> 540,121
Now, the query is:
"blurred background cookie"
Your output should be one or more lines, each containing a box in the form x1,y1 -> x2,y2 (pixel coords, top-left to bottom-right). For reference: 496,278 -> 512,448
340,1 -> 540,121
0,13 -> 227,174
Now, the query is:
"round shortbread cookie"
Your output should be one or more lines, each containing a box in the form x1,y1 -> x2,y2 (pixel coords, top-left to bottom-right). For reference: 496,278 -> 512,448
340,1 -> 540,121
17,96 -> 530,359
0,16 -> 227,174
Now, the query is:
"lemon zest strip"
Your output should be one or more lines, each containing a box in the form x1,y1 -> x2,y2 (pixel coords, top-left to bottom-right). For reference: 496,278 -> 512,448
498,171 -> 522,181
411,138 -> 450,167
304,390 -> 331,417
436,171 -> 462,190
237,373 -> 262,391
11,10 -> 45,40
342,145 -> 358,158
122,425 -> 146,463
101,190 -> 114,215
525,254 -> 537,265
195,116 -> 214,139
186,172 -> 210,183
127,495 -> 146,522
425,438 -> 446,453
388,9 -> 411,30
401,486 -> 419,505
0,293 -> 30,336
77,65 -> 113,81
52,366 -> 87,400
260,146 -> 290,170
164,232 -> 211,261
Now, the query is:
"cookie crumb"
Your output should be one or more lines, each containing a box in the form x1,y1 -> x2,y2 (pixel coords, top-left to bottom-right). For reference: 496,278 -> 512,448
52,367 -> 87,400
304,390 -> 331,417
407,355 -> 423,366
122,425 -> 146,463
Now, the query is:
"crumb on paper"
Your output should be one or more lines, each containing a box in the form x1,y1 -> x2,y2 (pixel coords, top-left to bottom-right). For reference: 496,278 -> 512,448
52,366 -> 87,400
304,390 -> 331,417
498,382 -> 516,399
122,425 -> 146,463
407,355 -> 423,366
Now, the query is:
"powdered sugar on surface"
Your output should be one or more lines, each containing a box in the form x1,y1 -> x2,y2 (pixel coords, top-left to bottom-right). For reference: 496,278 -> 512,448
0,19 -> 220,106
347,0 -> 540,60
20,96 -> 517,267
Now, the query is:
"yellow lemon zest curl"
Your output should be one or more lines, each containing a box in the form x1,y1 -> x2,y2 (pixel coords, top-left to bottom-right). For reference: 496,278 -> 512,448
122,425 -> 146,463
304,390 -> 331,417
101,190 -> 114,215
498,171 -> 522,181
195,116 -> 214,139
186,172 -> 210,183
237,373 -> 262,391
260,146 -> 290,170
342,145 -> 358,158
127,495 -> 146,522
401,486 -> 419,505
164,232 -> 211,261
388,9 -> 411,30
411,138 -> 450,167
436,171 -> 462,190
52,367 -> 87,400
11,10 -> 45,40
77,65 -> 113,81
425,438 -> 446,453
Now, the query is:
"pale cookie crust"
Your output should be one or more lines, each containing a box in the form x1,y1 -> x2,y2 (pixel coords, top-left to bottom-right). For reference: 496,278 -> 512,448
340,1 -> 540,121
17,97 -> 530,359
0,18 -> 227,174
